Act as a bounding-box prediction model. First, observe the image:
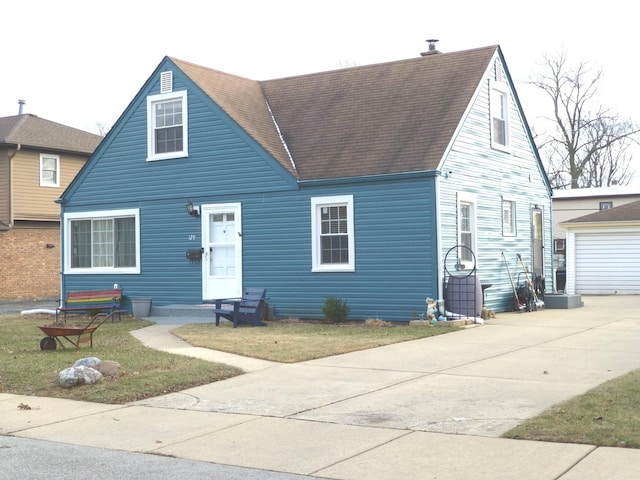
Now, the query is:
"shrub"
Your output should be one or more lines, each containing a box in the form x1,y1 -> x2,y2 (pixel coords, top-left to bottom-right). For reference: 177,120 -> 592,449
322,296 -> 350,324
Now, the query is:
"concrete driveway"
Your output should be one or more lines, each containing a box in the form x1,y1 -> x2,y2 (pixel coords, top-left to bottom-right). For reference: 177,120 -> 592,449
131,294 -> 640,437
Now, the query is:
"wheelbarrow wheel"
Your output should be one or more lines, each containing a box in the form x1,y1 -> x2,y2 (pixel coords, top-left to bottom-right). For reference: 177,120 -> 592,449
40,336 -> 57,351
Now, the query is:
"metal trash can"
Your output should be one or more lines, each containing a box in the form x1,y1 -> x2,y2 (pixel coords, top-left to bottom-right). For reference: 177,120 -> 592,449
131,297 -> 152,317
556,268 -> 566,292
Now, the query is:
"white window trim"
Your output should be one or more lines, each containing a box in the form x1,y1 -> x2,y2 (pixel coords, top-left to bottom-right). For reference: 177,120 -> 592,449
502,198 -> 517,237
311,195 -> 355,272
63,208 -> 141,274
457,192 -> 477,269
490,79 -> 510,151
146,90 -> 189,161
40,154 -> 60,187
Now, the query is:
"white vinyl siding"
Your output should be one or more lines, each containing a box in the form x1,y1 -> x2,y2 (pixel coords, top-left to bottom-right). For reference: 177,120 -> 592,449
436,55 -> 552,310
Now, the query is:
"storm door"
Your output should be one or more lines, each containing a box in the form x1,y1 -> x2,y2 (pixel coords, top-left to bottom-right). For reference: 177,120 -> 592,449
531,207 -> 544,279
202,203 -> 242,300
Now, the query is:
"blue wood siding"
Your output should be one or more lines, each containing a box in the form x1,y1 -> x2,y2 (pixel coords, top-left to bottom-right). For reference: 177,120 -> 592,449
61,60 -> 298,312
438,60 -> 552,312
243,176 -> 439,321
63,175 -> 439,321
65,66 -> 296,208
61,59 -> 440,321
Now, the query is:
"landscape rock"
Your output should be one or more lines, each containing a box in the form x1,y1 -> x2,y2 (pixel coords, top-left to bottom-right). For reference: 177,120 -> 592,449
73,357 -> 101,368
95,360 -> 122,378
58,365 -> 103,388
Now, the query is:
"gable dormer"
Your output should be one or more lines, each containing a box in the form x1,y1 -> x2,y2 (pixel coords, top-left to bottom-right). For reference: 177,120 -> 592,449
146,70 -> 189,161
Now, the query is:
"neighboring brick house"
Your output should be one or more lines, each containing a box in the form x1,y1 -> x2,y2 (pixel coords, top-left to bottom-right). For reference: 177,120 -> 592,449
0,113 -> 102,300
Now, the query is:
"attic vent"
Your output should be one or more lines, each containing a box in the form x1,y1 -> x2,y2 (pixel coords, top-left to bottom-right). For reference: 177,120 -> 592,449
160,71 -> 173,93
494,60 -> 506,82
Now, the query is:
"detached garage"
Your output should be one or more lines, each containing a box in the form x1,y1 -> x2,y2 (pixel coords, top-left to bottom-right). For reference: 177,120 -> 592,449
562,200 -> 640,295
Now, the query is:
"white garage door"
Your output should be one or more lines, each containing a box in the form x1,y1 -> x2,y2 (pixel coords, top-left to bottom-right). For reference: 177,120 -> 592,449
575,231 -> 640,294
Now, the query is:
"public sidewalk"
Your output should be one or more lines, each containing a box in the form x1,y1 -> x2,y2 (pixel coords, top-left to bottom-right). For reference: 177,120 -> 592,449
2,296 -> 640,479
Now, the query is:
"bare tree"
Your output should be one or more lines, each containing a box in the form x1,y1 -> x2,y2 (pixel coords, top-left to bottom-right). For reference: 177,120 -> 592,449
530,50 -> 639,189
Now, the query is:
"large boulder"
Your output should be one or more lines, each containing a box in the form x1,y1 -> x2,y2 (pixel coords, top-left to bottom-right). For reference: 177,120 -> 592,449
58,365 -> 103,388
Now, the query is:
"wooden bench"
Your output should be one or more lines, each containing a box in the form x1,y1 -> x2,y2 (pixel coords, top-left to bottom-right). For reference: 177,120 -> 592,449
56,289 -> 124,324
207,287 -> 267,328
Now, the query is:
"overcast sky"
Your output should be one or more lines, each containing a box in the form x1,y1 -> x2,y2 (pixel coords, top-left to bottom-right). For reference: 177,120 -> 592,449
3,0 -> 636,144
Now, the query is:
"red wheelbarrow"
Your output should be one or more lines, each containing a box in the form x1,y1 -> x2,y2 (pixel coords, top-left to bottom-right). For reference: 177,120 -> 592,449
38,312 -> 113,350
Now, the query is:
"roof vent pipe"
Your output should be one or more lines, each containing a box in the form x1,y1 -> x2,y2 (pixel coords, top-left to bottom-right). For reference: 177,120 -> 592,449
420,39 -> 440,56
18,99 -> 25,115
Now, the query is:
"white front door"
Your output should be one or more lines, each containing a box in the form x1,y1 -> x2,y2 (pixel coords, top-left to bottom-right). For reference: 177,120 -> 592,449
202,203 -> 242,300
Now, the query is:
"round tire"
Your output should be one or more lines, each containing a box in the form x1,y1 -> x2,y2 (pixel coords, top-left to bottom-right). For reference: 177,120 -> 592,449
40,336 -> 57,351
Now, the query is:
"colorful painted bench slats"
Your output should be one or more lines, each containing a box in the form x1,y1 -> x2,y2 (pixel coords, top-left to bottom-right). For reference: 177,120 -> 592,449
56,289 -> 124,323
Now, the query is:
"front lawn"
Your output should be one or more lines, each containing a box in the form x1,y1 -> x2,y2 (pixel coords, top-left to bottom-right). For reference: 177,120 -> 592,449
1,315 -> 457,402
503,368 -> 640,449
172,319 -> 459,363
0,314 -> 241,404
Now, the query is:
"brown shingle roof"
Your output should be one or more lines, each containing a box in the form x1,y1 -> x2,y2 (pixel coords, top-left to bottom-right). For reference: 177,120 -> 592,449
170,58 -> 297,177
173,45 -> 498,181
563,199 -> 640,224
0,114 -> 102,154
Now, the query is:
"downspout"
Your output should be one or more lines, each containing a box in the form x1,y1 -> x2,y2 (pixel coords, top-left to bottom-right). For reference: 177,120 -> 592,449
55,197 -> 64,304
5,144 -> 21,228
435,173 -> 443,301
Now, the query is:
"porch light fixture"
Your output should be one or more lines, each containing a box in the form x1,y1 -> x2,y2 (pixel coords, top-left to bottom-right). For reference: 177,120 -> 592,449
186,199 -> 200,217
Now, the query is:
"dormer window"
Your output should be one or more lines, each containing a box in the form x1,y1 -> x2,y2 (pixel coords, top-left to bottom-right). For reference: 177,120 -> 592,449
146,90 -> 188,161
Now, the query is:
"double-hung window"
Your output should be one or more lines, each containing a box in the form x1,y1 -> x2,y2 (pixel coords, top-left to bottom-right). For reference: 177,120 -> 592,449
147,90 -> 188,161
311,195 -> 355,272
40,154 -> 60,187
64,209 -> 140,274
490,80 -> 509,150
502,199 -> 516,236
457,193 -> 477,268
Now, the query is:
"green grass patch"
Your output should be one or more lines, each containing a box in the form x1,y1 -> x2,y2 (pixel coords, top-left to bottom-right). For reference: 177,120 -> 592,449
0,314 -> 241,404
172,318 -> 460,363
503,369 -> 640,448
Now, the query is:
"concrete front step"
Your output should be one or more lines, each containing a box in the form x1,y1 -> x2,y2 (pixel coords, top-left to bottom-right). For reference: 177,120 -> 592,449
150,304 -> 217,318
544,294 -> 584,309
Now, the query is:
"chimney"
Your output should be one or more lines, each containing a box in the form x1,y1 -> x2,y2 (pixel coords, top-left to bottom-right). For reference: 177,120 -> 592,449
18,99 -> 26,115
420,39 -> 440,56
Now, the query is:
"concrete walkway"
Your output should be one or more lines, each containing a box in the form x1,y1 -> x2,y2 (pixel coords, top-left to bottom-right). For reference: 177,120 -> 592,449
2,295 -> 640,479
